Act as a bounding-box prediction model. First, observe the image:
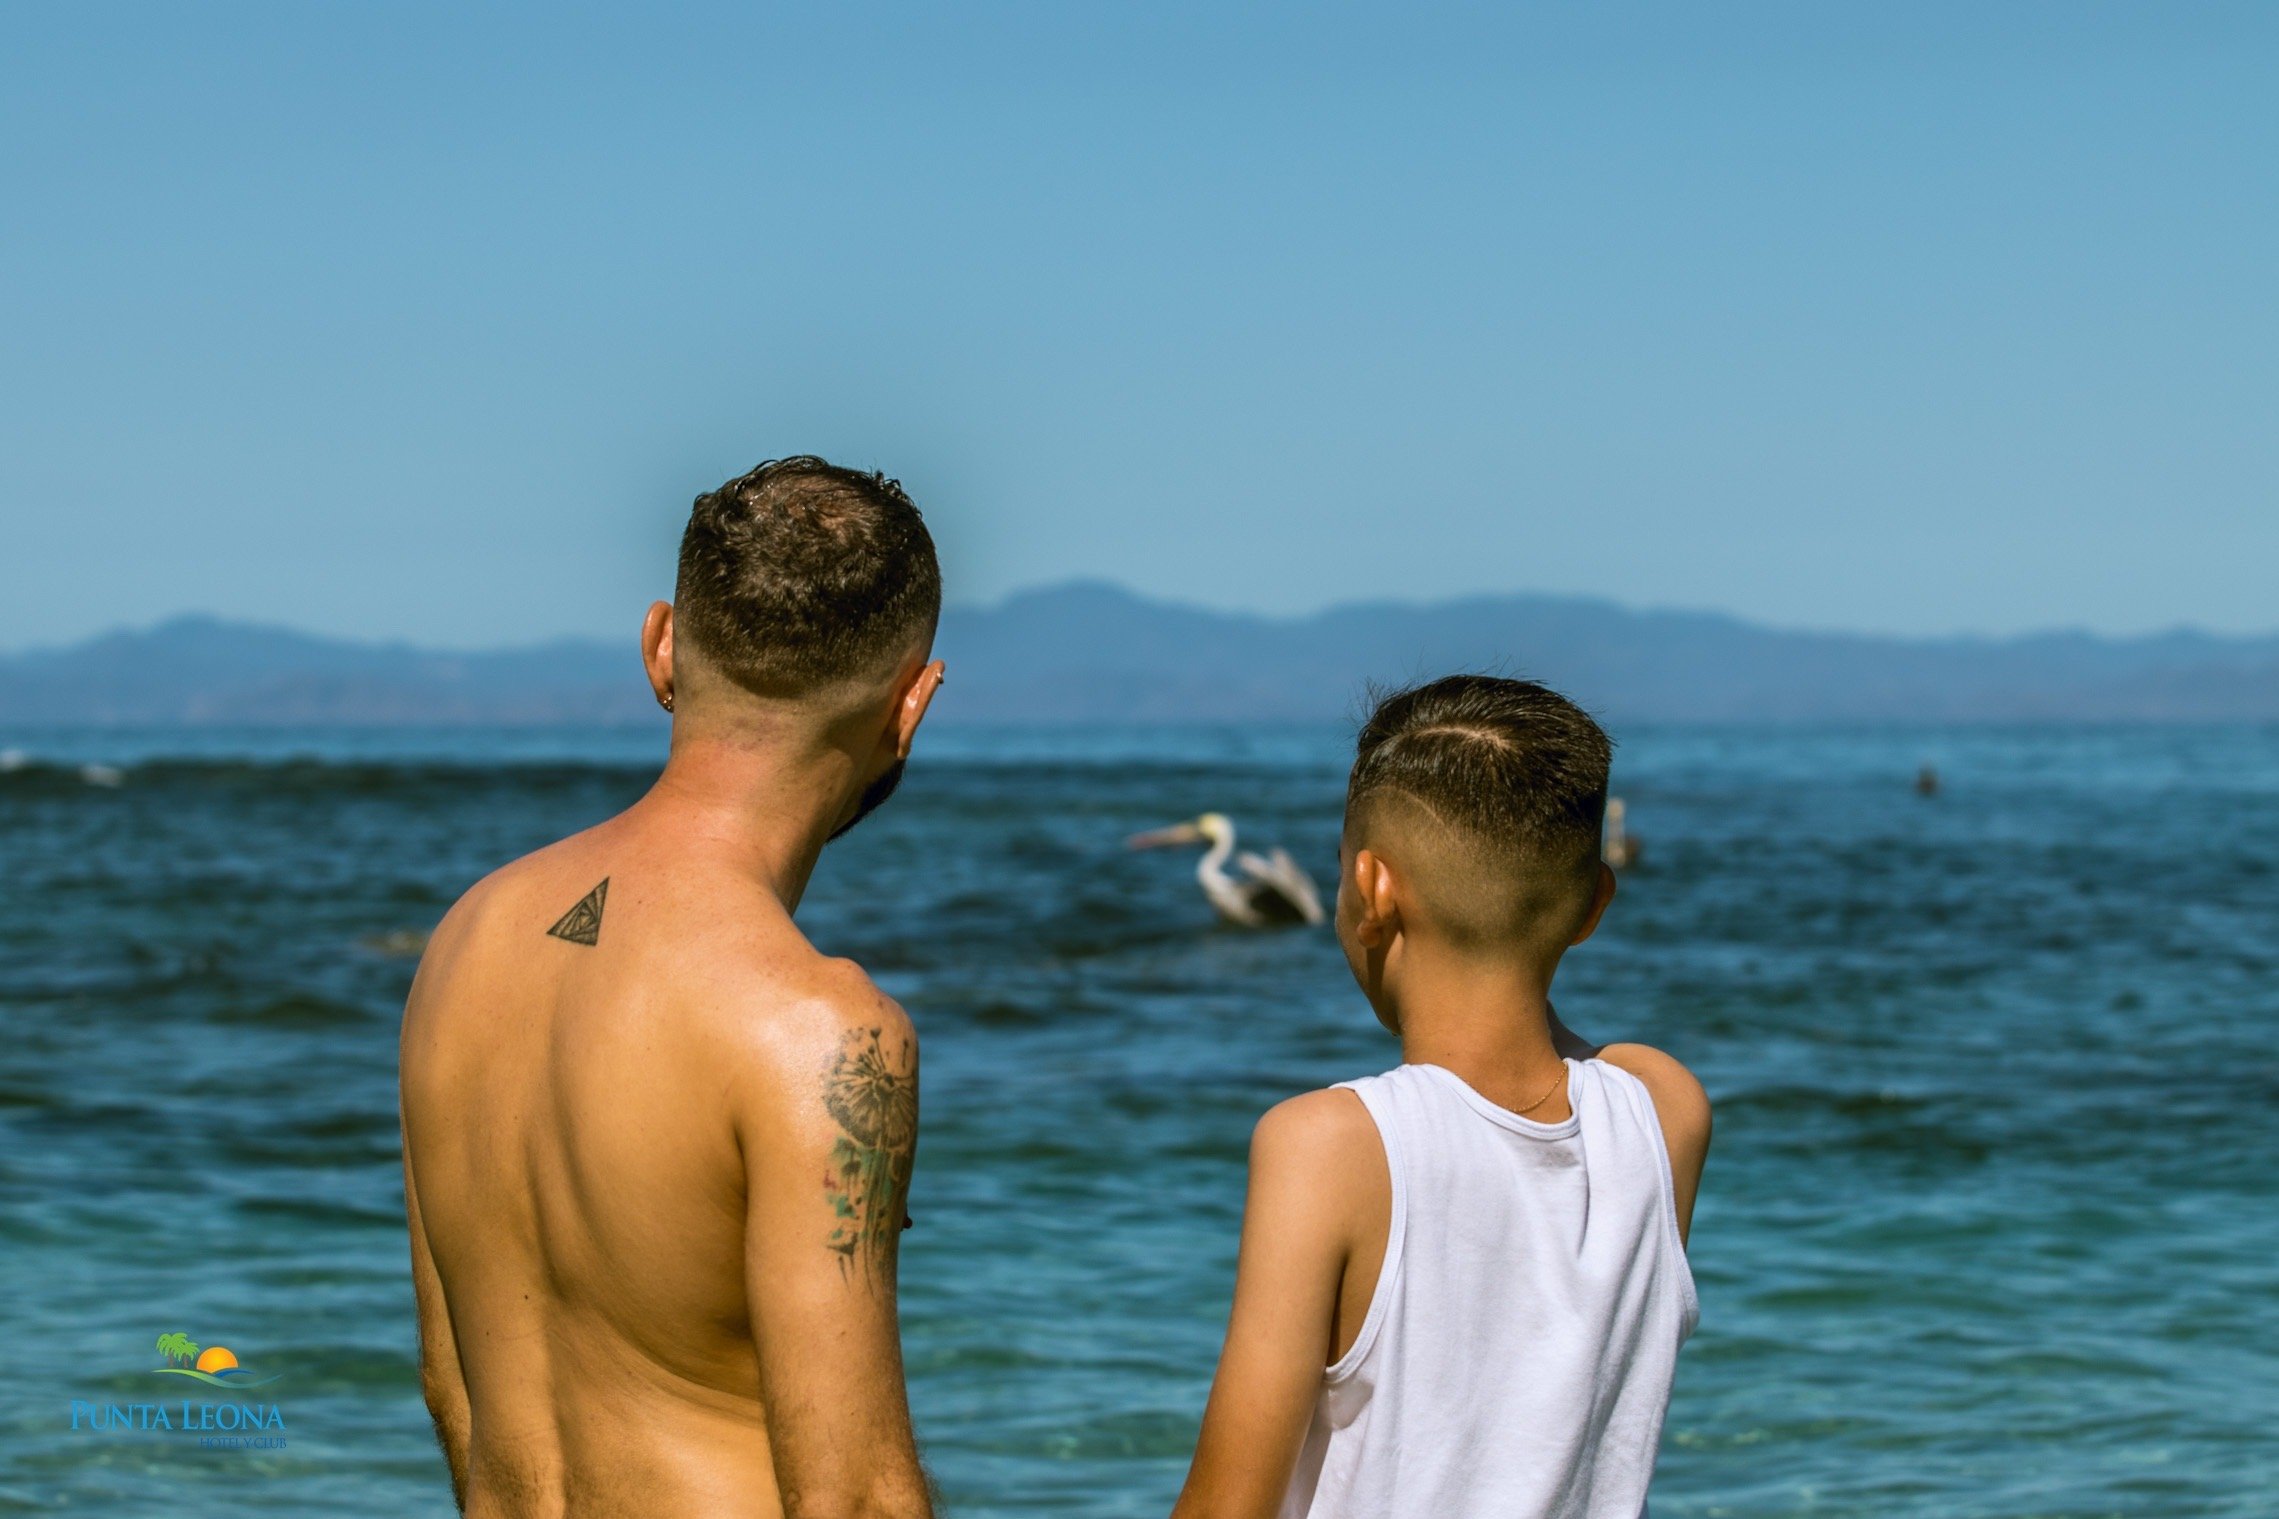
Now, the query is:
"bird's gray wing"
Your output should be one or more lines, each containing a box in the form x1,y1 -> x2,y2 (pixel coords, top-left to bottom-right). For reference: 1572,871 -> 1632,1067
1236,848 -> 1327,924
1206,873 -> 1265,925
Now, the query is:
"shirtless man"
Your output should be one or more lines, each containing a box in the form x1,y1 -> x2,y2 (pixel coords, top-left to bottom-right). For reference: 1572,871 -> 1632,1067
399,457 -> 948,1518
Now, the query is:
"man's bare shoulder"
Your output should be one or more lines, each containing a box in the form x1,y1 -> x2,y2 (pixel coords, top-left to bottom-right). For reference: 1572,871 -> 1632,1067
399,863 -> 521,1024
616,894 -> 916,1150
409,832 -> 611,978
693,947 -> 915,1085
408,831 -> 915,1101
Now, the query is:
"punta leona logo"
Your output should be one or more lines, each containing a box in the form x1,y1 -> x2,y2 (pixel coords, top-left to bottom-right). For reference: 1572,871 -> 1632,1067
67,1331 -> 287,1448
152,1331 -> 278,1388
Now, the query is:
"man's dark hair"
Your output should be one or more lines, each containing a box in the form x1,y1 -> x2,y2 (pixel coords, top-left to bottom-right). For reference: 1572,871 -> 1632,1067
675,456 -> 942,696
1348,674 -> 1613,884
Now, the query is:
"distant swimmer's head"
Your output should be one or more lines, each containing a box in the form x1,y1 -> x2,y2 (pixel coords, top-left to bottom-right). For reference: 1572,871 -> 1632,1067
644,455 -> 946,839
1338,675 -> 1616,1025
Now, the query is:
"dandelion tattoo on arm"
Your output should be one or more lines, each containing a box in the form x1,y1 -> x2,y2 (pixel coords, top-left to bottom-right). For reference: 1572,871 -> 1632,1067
821,1026 -> 917,1286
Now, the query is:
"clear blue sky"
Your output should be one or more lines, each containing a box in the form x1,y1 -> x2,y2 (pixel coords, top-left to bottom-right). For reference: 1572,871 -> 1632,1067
5,3 -> 2275,649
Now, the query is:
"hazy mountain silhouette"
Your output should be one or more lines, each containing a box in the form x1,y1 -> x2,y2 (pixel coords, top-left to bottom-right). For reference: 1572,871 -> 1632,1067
4,584 -> 2275,727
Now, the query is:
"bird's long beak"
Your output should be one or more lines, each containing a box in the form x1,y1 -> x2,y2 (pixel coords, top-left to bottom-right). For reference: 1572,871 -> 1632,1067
1126,821 -> 1205,850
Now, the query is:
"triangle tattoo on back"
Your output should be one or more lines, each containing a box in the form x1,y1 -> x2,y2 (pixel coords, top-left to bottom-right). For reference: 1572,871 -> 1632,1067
546,878 -> 609,946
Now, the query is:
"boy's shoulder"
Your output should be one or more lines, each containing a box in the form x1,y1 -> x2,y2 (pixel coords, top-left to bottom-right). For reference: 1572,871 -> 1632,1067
1594,1043 -> 1712,1161
1595,1041 -> 1706,1099
1253,1084 -> 1381,1162
1246,1086 -> 1394,1264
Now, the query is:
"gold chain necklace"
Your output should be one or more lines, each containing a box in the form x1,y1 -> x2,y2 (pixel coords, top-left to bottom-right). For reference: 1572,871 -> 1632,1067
1512,1061 -> 1570,1115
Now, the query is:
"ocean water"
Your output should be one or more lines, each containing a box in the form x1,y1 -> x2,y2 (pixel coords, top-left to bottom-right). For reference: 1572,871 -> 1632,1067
2,724 -> 2275,1517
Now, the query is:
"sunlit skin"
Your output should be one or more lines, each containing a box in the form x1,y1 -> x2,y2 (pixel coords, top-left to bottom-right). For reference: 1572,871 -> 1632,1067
400,599 -> 946,1519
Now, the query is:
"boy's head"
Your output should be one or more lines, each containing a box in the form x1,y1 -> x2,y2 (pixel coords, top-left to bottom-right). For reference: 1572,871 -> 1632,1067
1339,675 -> 1616,1018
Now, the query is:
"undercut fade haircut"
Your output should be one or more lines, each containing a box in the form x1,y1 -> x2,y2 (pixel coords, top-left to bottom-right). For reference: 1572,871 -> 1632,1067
1348,674 -> 1614,891
675,456 -> 942,696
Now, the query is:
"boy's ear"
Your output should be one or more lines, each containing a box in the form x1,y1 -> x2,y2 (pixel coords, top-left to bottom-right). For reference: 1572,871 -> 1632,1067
1350,846 -> 1402,947
1569,861 -> 1618,947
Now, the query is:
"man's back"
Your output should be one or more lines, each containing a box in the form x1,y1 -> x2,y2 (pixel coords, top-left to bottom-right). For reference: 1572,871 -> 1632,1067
400,818 -> 928,1518
397,453 -> 947,1516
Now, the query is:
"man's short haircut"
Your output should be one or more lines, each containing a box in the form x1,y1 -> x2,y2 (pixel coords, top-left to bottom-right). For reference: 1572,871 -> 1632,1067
1347,675 -> 1613,944
675,456 -> 942,696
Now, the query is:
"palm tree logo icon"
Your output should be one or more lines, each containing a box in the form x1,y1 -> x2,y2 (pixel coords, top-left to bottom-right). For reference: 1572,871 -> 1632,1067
152,1331 -> 278,1387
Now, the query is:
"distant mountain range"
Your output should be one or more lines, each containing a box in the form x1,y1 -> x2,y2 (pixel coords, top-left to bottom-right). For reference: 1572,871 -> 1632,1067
4,582 -> 2276,727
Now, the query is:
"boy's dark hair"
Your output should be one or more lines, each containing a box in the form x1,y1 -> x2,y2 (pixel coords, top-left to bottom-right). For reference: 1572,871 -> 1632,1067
675,456 -> 942,696
1348,675 -> 1613,883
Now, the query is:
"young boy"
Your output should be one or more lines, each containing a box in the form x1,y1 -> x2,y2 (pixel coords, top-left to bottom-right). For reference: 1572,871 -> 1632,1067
1172,675 -> 1710,1519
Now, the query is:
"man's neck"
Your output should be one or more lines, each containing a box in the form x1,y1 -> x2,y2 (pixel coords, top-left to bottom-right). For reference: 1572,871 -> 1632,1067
632,726 -> 862,911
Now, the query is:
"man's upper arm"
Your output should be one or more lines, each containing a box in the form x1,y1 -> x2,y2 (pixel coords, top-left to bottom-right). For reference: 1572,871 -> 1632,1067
399,937 -> 474,1510
1172,1090 -> 1376,1519
402,1146 -> 472,1508
733,973 -> 931,1519
1599,1042 -> 1712,1244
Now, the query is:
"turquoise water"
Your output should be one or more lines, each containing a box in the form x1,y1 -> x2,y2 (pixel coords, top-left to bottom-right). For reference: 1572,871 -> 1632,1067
2,725 -> 2274,1516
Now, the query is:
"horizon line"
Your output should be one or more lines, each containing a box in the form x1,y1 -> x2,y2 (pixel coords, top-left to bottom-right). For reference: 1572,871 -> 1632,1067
8,578 -> 2277,661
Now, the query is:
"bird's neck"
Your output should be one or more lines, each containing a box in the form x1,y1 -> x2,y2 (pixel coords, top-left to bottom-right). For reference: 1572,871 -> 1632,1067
1197,824 -> 1235,878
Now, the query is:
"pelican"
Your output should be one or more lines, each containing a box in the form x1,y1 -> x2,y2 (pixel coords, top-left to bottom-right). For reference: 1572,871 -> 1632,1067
1127,812 -> 1326,927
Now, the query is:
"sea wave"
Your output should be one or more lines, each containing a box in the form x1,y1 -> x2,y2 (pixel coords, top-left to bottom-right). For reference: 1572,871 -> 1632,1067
153,1367 -> 281,1388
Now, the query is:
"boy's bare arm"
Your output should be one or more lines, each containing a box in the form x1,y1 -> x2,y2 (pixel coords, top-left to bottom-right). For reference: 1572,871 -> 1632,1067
735,977 -> 933,1519
1598,1042 -> 1712,1242
1171,1091 -> 1379,1519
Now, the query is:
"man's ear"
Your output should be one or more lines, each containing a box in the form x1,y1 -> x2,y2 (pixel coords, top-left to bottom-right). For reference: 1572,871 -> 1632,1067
641,601 -> 676,711
892,658 -> 947,758
1350,846 -> 1402,948
1569,861 -> 1618,946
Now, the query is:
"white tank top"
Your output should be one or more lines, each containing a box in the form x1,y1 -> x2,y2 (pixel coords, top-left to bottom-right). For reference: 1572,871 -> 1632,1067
1280,1058 -> 1699,1519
